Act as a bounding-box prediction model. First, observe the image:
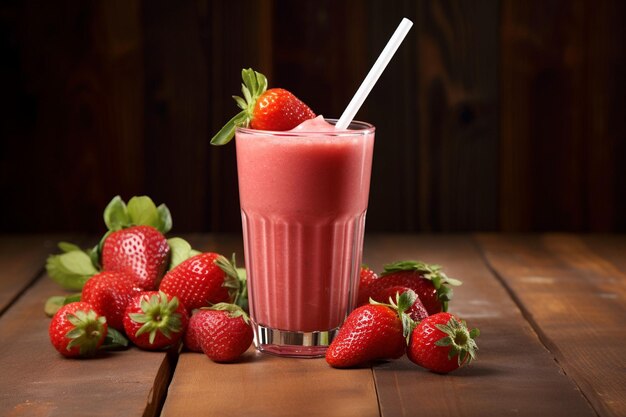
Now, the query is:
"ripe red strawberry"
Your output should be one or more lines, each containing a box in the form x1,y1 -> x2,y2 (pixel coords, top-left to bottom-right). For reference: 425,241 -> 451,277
81,271 -> 140,330
195,303 -> 254,363
101,225 -> 170,290
123,291 -> 189,350
356,265 -> 378,305
249,88 -> 315,131
210,68 -> 315,145
408,312 -> 479,374
49,302 -> 107,358
183,309 -> 214,352
326,290 -> 418,368
159,253 -> 242,313
365,261 -> 462,315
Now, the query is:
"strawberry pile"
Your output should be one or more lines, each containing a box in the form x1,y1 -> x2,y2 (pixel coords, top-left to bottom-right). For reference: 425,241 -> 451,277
326,264 -> 479,373
45,196 -> 252,361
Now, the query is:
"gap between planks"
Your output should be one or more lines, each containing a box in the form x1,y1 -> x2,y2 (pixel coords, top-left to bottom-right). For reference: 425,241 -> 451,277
472,233 -> 626,417
470,234 -> 602,417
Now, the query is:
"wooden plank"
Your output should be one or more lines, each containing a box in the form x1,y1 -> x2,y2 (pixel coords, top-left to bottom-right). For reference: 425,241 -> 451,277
0,251 -> 172,417
583,1 -> 626,231
161,349 -> 379,417
162,233 -> 379,417
142,0 -> 210,233
476,234 -> 626,417
363,235 -> 595,417
0,1 -> 145,233
201,0 -> 275,233
0,235 -> 73,316
581,235 -> 626,276
499,0 -> 626,232
414,0 -> 499,231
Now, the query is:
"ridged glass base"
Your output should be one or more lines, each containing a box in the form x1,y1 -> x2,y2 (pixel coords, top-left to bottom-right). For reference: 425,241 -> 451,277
252,322 -> 339,358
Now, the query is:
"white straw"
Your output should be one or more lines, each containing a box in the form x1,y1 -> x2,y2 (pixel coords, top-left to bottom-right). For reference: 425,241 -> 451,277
335,18 -> 413,130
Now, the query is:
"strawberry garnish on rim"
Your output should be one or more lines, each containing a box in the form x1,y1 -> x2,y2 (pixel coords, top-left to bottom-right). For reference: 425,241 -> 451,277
210,68 -> 316,145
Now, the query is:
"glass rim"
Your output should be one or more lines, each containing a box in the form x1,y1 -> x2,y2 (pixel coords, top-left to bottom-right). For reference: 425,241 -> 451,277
236,118 -> 375,137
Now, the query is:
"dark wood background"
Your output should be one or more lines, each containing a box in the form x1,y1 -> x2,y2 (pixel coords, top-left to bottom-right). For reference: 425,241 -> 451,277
1,0 -> 624,234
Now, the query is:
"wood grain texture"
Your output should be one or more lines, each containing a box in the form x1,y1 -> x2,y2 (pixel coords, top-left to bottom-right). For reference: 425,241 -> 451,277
0,236 -> 68,316
499,1 -> 626,232
0,0 -> 144,233
142,0 -> 209,233
1,233 -> 625,416
201,0 -> 275,233
363,235 -> 595,417
161,349 -> 379,417
159,235 -> 378,417
476,234 -> 626,417
415,0 -> 499,231
0,263 -> 172,417
2,1 -> 625,234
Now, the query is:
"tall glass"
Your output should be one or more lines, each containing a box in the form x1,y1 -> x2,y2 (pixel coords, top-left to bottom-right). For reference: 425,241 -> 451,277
235,119 -> 375,357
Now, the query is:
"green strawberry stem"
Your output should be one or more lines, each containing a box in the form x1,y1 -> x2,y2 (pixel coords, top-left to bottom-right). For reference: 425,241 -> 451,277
167,237 -> 201,270
44,293 -> 82,317
46,244 -> 99,291
435,317 -> 480,366
100,327 -> 130,350
210,68 -> 268,146
214,254 -> 248,312
129,291 -> 184,344
381,260 -> 462,312
103,195 -> 172,234
208,302 -> 251,325
65,309 -> 107,356
370,289 -> 418,342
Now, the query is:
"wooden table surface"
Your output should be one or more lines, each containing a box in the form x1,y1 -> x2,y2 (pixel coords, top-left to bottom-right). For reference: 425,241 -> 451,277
1,234 -> 624,417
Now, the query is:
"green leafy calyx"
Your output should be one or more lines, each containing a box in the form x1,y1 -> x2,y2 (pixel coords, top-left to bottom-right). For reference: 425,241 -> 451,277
370,289 -> 418,342
434,316 -> 480,367
46,247 -> 98,291
100,327 -> 130,350
129,291 -> 184,345
167,237 -> 201,270
208,302 -> 251,325
45,293 -> 82,317
65,308 -> 107,356
210,68 -> 268,145
103,195 -> 172,234
382,260 -> 462,312
214,253 -> 248,312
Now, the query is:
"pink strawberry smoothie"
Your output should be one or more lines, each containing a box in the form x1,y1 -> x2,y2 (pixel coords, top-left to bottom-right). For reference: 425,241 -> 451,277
236,116 -> 375,334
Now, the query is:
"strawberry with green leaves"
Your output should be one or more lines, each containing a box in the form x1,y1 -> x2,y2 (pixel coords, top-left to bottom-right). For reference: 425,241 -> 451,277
326,290 -> 417,368
408,312 -> 479,374
369,285 -> 429,322
159,253 -> 245,313
211,68 -> 315,145
81,271 -> 140,330
123,291 -> 188,350
45,195 -> 173,292
100,194 -> 173,290
192,303 -> 254,362
363,261 -> 462,315
49,302 -> 107,358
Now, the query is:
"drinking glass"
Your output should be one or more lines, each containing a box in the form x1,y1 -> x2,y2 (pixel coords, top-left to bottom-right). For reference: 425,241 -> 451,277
235,119 -> 375,357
